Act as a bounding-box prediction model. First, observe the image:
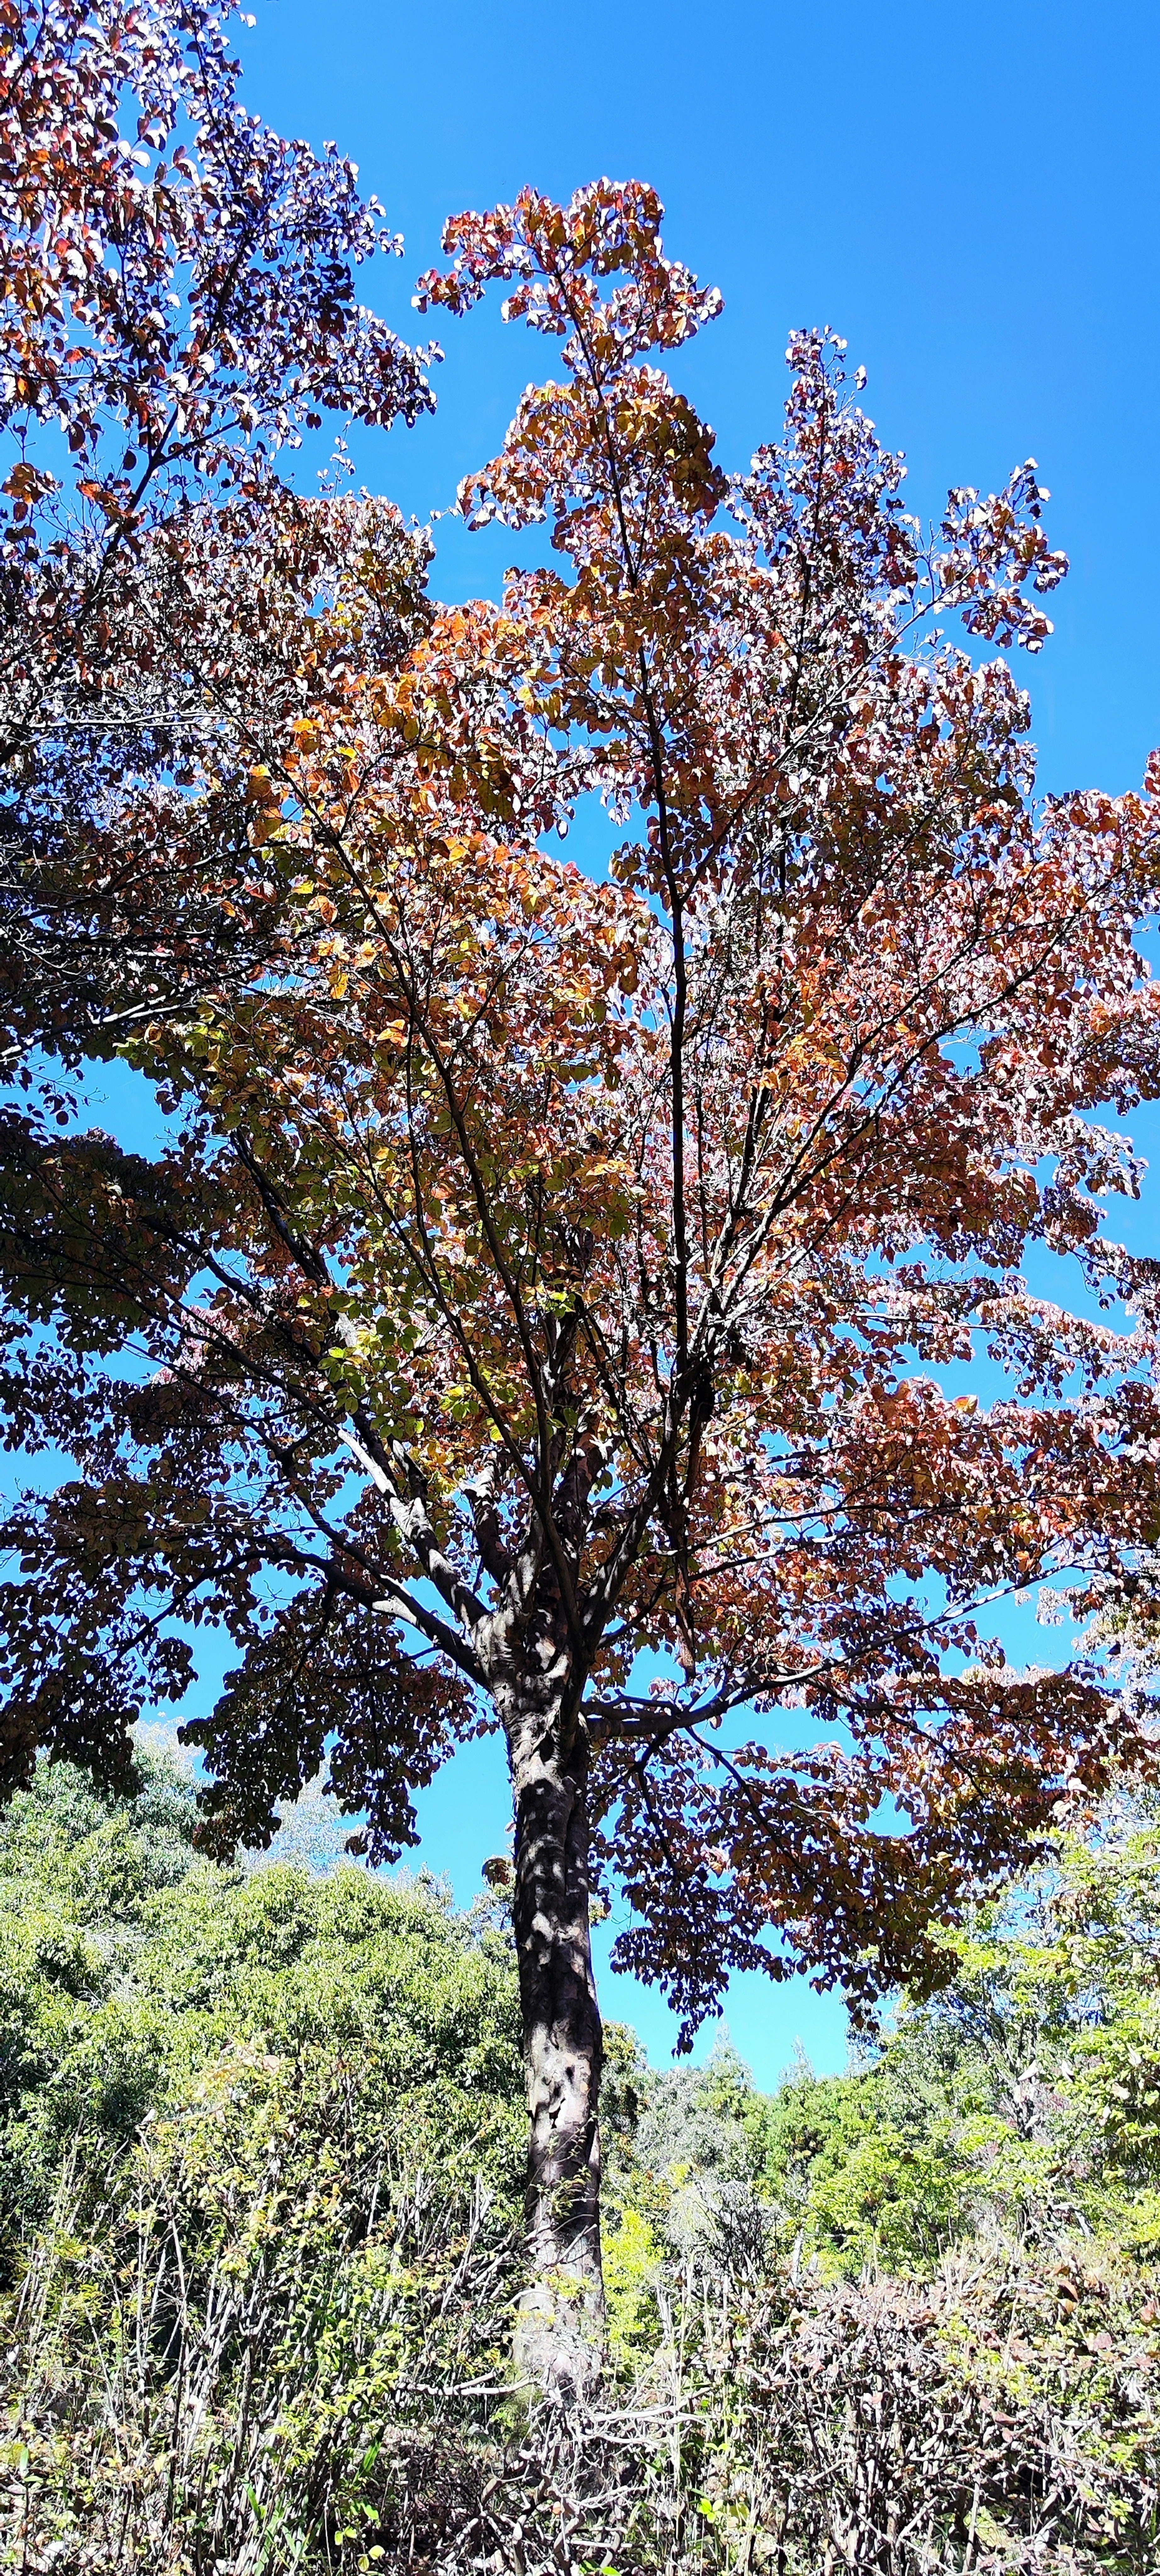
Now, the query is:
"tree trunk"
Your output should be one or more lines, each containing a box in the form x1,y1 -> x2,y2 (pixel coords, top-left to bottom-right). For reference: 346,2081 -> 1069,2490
506,1691 -> 605,2395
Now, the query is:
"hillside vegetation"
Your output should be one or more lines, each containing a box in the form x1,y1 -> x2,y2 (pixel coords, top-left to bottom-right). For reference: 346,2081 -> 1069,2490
2,1761 -> 1159,2572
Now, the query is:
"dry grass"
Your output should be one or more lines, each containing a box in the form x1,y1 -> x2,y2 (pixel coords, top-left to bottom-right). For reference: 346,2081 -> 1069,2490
3,2135 -> 1157,2575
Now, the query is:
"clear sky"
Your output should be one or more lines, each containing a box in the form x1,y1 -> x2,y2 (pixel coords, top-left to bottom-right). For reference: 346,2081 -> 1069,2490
236,0 -> 1160,809
121,0 -> 1160,2083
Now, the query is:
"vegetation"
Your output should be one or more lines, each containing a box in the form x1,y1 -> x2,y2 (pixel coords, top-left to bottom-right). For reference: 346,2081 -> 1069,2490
6,0 -> 1160,2383
0,1754 -> 524,2254
2,1753 -> 1159,2570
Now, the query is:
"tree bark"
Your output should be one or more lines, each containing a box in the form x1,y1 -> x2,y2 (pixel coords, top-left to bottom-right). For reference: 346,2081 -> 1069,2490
505,1688 -> 605,2395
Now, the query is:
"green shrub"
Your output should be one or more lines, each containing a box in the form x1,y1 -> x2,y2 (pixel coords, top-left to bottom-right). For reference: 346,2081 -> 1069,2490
0,1757 -> 525,2263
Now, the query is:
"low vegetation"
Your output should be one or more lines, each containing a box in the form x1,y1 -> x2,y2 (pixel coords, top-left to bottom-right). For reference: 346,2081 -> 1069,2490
2,1758 -> 1158,2571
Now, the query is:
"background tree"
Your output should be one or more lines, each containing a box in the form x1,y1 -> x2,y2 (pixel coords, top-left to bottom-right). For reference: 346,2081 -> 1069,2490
0,0 -> 433,1055
4,158 -> 1160,2387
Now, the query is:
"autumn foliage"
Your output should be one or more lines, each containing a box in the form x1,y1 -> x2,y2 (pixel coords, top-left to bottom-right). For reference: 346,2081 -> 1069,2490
3,0 -> 1160,2375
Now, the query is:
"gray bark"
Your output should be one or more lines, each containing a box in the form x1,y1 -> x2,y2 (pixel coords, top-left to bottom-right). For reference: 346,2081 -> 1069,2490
502,1669 -> 605,2395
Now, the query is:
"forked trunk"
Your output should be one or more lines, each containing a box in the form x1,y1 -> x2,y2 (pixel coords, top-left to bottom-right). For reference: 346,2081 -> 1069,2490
506,1690 -> 605,2395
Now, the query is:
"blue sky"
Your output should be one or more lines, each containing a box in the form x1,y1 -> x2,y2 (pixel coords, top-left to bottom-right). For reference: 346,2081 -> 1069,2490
81,0 -> 1160,2084
235,0 -> 1160,808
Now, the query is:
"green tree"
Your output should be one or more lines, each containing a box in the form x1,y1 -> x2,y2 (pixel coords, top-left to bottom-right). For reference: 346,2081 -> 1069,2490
0,1756 -> 525,2263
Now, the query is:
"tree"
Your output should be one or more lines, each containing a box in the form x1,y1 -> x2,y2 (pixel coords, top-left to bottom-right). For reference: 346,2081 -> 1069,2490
4,149 -> 1160,2387
0,1750 -> 524,2263
0,0 -> 432,1037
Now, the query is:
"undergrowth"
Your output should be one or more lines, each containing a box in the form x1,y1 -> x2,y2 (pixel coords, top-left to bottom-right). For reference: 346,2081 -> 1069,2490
3,1758 -> 1160,2571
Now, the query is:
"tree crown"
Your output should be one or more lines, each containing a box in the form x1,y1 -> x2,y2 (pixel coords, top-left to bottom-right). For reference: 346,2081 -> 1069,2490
5,170 -> 1160,2035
